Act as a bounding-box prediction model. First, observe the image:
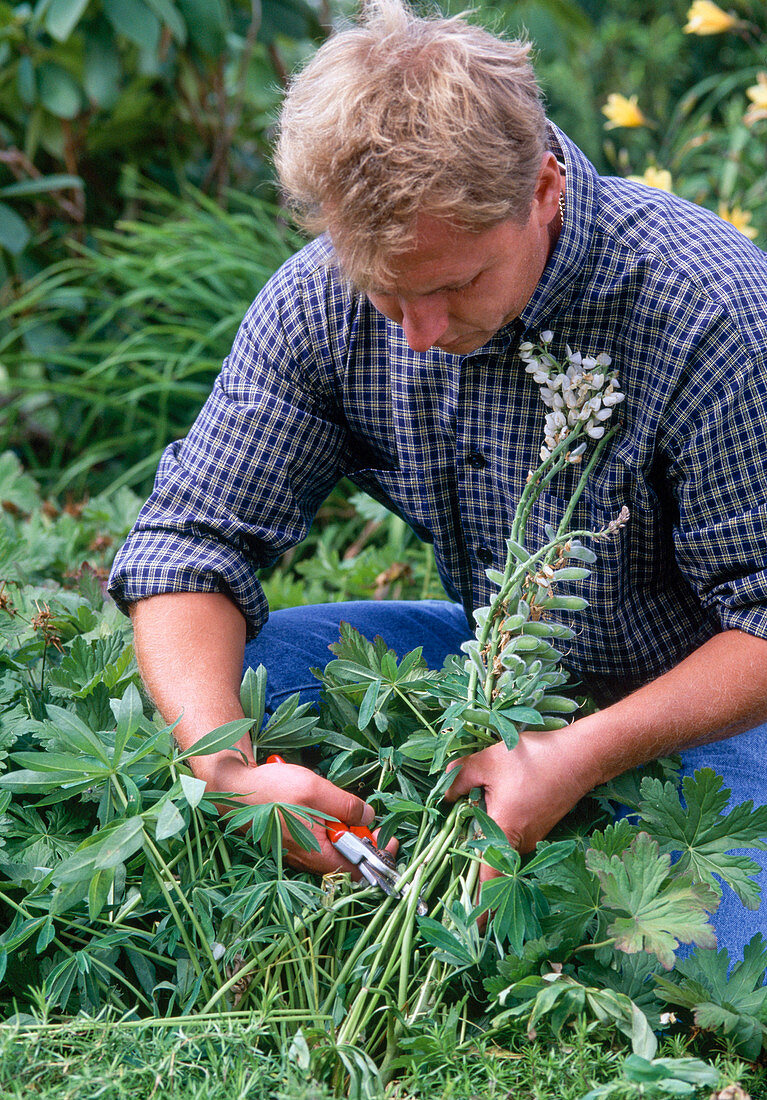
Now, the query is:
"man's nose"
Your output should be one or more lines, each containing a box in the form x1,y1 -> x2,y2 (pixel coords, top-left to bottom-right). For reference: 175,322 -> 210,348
399,297 -> 449,352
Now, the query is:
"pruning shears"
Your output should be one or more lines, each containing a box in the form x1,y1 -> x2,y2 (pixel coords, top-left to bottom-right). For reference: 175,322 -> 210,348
264,755 -> 426,913
327,821 -> 427,915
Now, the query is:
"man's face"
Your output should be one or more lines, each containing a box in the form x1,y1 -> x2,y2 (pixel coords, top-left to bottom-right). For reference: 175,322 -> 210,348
365,156 -> 562,356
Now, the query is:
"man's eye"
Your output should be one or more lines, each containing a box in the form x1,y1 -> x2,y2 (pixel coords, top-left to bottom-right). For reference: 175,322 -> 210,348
448,275 -> 480,293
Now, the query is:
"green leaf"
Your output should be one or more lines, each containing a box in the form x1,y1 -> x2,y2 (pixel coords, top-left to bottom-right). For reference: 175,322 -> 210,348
0,175 -> 83,199
49,635 -> 134,699
564,543 -> 597,563
0,202 -> 31,255
417,917 -> 475,966
44,0 -> 90,41
638,768 -> 767,908
240,664 -> 267,730
84,19 -> 121,108
654,933 -> 767,1060
175,0 -> 229,55
175,718 -> 253,760
88,867 -> 115,920
505,538 -> 529,563
180,773 -> 207,809
10,750 -> 106,776
498,705 -> 547,727
475,855 -> 542,953
45,955 -> 78,1010
35,916 -> 56,953
280,806 -> 320,854
155,799 -> 186,841
143,0 -> 186,42
486,710 -> 520,749
539,845 -> 605,947
43,705 -> 111,763
1,913 -> 48,953
259,694 -> 320,750
472,806 -> 512,848
622,1054 -> 719,1088
357,678 -> 380,729
38,62 -> 82,119
114,683 -> 143,760
585,832 -> 718,969
0,768 -> 92,793
17,55 -> 36,107
103,0 -> 161,51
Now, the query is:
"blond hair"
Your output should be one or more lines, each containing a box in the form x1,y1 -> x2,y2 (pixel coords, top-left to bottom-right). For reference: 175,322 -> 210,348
275,0 -> 547,287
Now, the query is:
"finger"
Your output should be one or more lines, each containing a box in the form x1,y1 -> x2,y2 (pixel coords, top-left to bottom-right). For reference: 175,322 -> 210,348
284,816 -> 360,877
372,827 -> 399,859
298,769 -> 375,829
442,755 -> 475,802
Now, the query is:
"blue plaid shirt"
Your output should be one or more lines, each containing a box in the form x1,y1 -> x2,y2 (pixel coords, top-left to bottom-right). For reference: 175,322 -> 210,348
109,128 -> 767,701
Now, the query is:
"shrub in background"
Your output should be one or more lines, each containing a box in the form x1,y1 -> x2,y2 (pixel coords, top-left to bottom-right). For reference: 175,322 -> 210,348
0,0 -> 327,282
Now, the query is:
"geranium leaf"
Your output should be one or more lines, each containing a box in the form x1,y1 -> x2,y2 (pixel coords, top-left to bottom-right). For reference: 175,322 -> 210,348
654,933 -> 767,1059
637,769 -> 767,908
585,832 -> 717,969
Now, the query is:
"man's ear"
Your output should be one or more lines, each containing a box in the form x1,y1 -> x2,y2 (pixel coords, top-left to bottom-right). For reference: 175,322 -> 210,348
533,152 -> 563,226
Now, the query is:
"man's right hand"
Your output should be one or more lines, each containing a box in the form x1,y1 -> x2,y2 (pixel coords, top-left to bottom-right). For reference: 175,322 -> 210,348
130,591 -> 393,880
193,750 -> 380,876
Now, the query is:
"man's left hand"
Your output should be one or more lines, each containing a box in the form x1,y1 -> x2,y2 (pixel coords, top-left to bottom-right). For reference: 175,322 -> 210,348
443,721 -> 601,886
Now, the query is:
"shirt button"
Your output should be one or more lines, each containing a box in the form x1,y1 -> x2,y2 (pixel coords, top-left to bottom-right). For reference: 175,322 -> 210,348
466,450 -> 487,469
476,545 -> 494,565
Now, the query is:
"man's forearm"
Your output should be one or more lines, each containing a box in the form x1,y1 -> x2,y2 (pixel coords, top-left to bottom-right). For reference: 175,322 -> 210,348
130,591 -> 252,777
446,628 -> 767,864
128,590 -> 381,877
574,628 -> 767,788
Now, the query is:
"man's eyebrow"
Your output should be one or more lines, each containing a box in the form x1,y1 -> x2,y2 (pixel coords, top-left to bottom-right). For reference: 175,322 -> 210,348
365,271 -> 481,297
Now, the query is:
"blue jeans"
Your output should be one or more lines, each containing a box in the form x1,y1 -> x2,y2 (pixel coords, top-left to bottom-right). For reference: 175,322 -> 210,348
243,599 -> 767,964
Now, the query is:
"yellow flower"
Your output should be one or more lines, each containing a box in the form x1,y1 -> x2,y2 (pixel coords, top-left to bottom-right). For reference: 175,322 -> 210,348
683,1 -> 739,34
744,72 -> 767,126
627,166 -> 674,192
602,94 -> 647,130
718,203 -> 759,240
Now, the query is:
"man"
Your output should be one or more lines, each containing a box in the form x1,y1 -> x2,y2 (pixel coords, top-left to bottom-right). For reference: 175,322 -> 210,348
109,0 -> 767,958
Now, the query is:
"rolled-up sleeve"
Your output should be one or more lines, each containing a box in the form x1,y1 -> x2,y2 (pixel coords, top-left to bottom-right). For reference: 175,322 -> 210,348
108,246 -> 353,637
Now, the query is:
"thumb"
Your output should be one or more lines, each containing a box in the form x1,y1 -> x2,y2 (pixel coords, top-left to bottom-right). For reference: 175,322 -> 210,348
308,773 -> 375,829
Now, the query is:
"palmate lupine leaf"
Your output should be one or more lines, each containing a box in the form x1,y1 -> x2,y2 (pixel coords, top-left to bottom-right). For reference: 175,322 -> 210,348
637,768 -> 767,908
472,816 -> 576,953
654,934 -> 767,1060
585,832 -> 718,969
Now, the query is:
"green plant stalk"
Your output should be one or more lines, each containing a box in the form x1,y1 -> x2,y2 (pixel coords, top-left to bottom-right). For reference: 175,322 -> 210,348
279,902 -> 321,1014
200,891 -> 371,1014
475,526 -> 594,705
390,682 -> 441,739
107,774 -> 223,986
468,422 -> 619,708
509,421 -> 586,546
170,762 -> 199,879
75,954 -> 154,1014
334,804 -> 471,1050
553,423 -> 621,543
144,857 -> 214,1001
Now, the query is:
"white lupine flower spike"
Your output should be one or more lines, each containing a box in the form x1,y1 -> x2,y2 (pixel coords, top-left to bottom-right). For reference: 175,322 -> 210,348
521,332 -> 625,463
